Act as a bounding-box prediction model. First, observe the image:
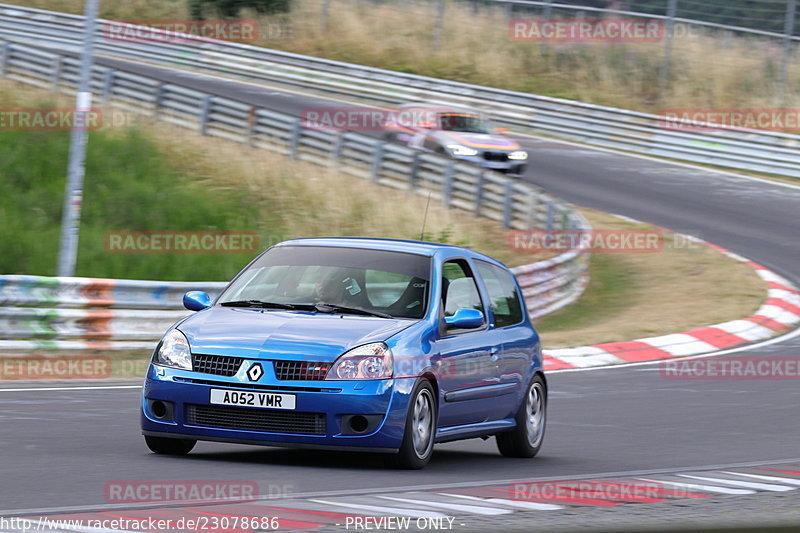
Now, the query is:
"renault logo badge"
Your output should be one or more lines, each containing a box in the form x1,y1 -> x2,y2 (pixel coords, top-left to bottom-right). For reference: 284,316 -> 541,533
247,363 -> 264,381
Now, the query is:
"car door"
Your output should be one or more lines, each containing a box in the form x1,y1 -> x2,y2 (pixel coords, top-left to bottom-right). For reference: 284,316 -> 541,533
433,259 -> 503,427
475,260 -> 537,421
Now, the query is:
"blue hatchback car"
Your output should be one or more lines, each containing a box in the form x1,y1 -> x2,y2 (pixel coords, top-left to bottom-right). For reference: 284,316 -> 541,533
141,238 -> 546,468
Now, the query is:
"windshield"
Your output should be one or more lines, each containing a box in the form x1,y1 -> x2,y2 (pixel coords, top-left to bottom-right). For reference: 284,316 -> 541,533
438,113 -> 492,134
218,246 -> 431,319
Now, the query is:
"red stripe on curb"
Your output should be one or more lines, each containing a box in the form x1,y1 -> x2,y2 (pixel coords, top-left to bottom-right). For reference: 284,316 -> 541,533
592,341 -> 673,362
760,467 -> 800,476
767,281 -> 800,295
683,327 -> 747,349
543,355 -> 576,370
744,315 -> 789,332
763,298 -> 800,316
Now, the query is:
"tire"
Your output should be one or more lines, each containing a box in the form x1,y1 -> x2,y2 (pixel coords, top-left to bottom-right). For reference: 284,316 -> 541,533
144,435 -> 196,455
496,374 -> 546,458
392,380 -> 437,469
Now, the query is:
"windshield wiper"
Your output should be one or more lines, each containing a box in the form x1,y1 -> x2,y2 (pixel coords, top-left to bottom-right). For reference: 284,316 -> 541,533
310,303 -> 394,319
220,300 -> 305,310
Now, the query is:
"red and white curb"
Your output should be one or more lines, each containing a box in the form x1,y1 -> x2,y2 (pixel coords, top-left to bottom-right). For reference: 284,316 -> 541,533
542,240 -> 800,371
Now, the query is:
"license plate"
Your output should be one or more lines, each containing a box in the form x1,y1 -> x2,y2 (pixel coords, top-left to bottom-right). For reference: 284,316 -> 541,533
209,389 -> 295,410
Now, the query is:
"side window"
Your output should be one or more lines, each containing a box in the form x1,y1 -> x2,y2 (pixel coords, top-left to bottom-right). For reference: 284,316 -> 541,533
476,261 -> 524,328
442,260 -> 483,318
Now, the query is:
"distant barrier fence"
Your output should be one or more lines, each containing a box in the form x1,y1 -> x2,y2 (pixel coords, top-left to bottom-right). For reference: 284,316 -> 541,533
0,4 -> 798,178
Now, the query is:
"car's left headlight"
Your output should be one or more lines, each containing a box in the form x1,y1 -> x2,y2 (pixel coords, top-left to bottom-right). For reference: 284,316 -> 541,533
446,144 -> 479,157
509,150 -> 528,160
327,342 -> 393,380
154,329 -> 192,371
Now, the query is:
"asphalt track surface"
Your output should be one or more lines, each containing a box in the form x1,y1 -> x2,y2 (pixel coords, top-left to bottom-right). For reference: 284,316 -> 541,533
1,54 -> 799,519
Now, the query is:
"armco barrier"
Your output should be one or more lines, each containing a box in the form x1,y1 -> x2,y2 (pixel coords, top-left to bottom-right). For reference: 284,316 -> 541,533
0,250 -> 587,349
0,4 -> 797,178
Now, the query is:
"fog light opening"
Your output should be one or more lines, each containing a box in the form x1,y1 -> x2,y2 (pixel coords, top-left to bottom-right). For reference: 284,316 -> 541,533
151,400 -> 168,419
349,415 -> 369,433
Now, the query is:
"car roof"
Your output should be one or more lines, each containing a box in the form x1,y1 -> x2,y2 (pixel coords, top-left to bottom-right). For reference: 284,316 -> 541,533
395,102 -> 484,117
274,237 -> 506,266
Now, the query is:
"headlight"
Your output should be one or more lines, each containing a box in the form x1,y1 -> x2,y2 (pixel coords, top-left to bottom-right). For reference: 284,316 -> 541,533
509,150 -> 528,160
155,329 -> 192,370
327,343 -> 393,380
446,144 -> 479,157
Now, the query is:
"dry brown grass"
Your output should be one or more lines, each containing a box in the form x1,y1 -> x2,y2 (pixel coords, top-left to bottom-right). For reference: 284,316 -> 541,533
11,0 -> 799,114
536,208 -> 766,348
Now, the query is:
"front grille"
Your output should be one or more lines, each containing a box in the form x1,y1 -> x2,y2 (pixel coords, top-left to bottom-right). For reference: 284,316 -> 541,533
484,151 -> 509,162
192,354 -> 243,377
274,361 -> 332,381
185,404 -> 326,435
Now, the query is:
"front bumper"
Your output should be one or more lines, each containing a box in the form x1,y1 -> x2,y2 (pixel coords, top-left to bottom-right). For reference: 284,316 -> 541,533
140,364 -> 416,451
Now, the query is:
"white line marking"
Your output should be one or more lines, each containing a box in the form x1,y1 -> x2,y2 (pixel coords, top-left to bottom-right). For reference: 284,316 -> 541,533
0,385 -> 141,392
721,471 -> 800,486
677,474 -> 795,492
637,477 -> 754,495
377,496 -> 510,515
437,493 -> 563,511
308,499 -> 446,519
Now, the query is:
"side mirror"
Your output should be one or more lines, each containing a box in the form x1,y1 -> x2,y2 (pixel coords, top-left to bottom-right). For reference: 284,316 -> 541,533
495,127 -> 508,134
183,291 -> 212,311
445,308 -> 484,330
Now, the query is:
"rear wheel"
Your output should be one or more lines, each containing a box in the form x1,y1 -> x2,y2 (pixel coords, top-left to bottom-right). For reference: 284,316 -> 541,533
144,435 -> 196,455
496,374 -> 546,458
392,380 -> 436,469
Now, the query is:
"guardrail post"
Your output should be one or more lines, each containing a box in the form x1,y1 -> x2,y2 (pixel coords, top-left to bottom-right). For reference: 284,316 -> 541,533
246,106 -> 258,147
441,161 -> 455,207
371,142 -> 386,183
288,119 -> 302,159
101,69 -> 115,104
0,41 -> 9,78
152,82 -> 165,117
526,191 -> 541,229
408,151 -> 420,191
332,131 -> 344,162
474,171 -> 485,216
198,95 -> 213,136
546,200 -> 555,231
502,180 -> 514,229
51,55 -> 63,92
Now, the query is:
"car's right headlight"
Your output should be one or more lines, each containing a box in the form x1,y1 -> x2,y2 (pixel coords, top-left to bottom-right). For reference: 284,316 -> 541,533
154,329 -> 192,371
326,343 -> 393,380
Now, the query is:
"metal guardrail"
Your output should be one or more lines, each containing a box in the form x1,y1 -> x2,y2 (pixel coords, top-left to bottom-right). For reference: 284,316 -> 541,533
0,4 -> 797,178
0,39 -> 590,348
0,252 -> 587,348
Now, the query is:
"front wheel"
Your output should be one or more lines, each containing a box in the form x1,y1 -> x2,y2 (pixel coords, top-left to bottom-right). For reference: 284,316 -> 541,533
392,380 -> 437,469
144,435 -> 196,455
496,374 -> 546,458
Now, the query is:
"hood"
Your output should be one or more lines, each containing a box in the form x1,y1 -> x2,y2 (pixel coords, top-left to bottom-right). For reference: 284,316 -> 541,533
438,131 -> 520,150
178,307 -> 415,361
